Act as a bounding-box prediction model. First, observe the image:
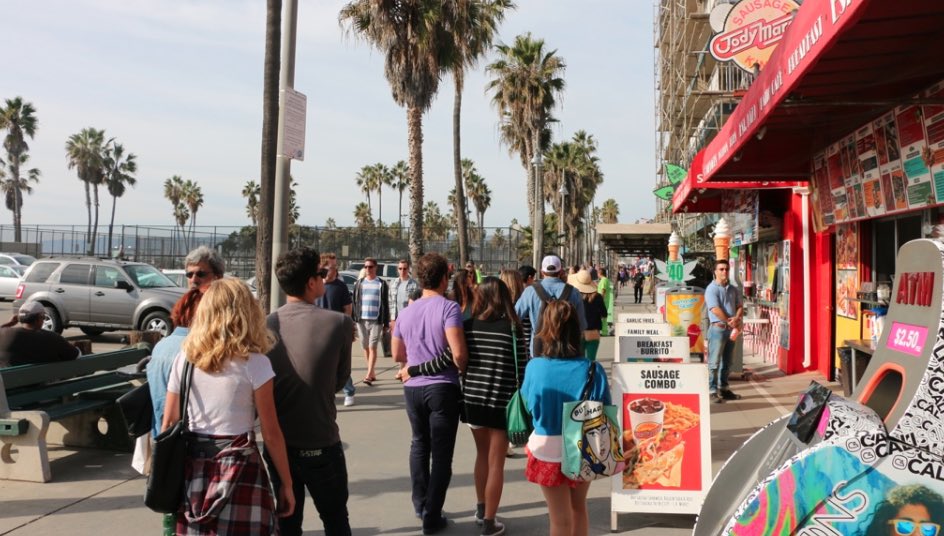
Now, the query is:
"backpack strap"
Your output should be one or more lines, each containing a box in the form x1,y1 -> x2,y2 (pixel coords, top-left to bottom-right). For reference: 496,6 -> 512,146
532,281 -> 551,303
559,283 -> 574,303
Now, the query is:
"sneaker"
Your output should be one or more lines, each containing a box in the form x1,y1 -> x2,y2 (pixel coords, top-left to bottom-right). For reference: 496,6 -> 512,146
474,503 -> 485,525
343,395 -> 355,407
720,389 -> 742,401
711,393 -> 725,404
422,514 -> 449,535
481,519 -> 506,536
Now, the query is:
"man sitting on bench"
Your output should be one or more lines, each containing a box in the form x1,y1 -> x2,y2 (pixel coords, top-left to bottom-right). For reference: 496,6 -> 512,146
0,302 -> 81,368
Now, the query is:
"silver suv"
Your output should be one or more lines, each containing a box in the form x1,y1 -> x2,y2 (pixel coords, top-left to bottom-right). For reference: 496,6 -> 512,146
13,258 -> 187,336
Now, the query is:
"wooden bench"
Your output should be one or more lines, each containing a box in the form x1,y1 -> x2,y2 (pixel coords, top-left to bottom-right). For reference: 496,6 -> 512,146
0,346 -> 150,482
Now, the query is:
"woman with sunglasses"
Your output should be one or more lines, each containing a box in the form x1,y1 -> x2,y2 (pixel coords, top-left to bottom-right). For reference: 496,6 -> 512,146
865,484 -> 944,536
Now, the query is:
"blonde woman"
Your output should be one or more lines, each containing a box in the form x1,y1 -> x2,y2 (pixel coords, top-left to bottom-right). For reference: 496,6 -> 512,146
162,278 -> 294,535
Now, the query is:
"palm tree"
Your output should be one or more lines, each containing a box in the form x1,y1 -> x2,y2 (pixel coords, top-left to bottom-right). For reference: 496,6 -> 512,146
289,180 -> 300,225
163,175 -> 187,253
464,163 -> 492,257
390,160 -> 411,233
102,141 -> 137,254
182,179 -> 204,248
1,153 -> 40,229
242,180 -> 261,224
447,0 -> 515,265
353,201 -> 373,229
340,0 -> 457,266
600,198 -> 619,223
0,98 -> 39,242
373,163 -> 391,227
423,201 -> 449,241
486,33 -> 565,265
66,127 -> 107,255
257,0 -> 282,312
354,164 -> 376,220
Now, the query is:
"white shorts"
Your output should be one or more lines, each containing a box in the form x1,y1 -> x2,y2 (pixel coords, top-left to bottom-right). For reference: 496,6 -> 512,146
357,320 -> 383,350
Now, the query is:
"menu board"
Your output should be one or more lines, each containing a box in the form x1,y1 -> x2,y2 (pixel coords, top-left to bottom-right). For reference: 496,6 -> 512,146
925,81 -> 944,202
896,104 -> 934,208
856,124 -> 885,217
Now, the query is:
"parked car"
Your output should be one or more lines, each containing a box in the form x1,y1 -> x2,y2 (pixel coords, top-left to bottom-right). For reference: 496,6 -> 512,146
161,268 -> 187,287
338,270 -> 358,297
0,265 -> 24,300
347,261 -> 398,282
0,252 -> 37,268
13,258 -> 187,336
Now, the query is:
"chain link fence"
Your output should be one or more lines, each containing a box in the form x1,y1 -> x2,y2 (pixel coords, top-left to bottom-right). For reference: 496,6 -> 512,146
0,224 -> 529,277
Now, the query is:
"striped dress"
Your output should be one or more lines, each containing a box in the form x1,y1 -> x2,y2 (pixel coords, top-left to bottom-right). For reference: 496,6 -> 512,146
462,318 -> 528,429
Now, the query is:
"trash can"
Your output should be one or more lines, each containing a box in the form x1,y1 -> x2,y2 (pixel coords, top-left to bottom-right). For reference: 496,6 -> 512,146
837,346 -> 870,396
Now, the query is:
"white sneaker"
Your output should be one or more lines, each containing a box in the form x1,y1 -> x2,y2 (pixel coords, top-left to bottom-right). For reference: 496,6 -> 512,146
344,396 -> 355,407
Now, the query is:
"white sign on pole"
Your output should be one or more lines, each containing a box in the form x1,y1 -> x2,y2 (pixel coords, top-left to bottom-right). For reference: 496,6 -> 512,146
615,322 -> 671,337
616,336 -> 691,363
610,362 -> 712,527
282,88 -> 307,161
618,313 -> 665,324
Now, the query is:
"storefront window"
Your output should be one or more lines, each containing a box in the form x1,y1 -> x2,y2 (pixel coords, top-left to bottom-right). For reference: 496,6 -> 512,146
873,214 -> 923,287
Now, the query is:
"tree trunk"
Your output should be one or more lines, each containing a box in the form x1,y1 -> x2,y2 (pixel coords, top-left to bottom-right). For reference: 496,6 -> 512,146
256,0 -> 281,313
91,183 -> 101,256
524,138 -> 534,247
107,194 -> 117,254
532,126 -> 544,268
12,155 -> 22,243
478,211 -> 485,266
407,106 -> 424,268
377,187 -> 382,227
398,190 -> 404,239
452,72 -> 470,265
84,181 -> 92,255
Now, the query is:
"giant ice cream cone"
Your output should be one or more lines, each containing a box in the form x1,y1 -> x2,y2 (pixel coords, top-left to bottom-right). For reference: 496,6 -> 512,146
714,218 -> 731,260
668,245 -> 680,261
668,231 -> 681,261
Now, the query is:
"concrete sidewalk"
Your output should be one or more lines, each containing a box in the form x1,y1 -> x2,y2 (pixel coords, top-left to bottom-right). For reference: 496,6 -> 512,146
0,291 -> 830,535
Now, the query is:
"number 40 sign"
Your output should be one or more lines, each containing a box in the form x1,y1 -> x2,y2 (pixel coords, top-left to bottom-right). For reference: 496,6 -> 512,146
886,321 -> 928,357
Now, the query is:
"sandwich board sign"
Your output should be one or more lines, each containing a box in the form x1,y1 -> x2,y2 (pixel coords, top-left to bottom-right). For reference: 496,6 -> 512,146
617,336 -> 691,363
615,322 -> 671,337
618,313 -> 665,325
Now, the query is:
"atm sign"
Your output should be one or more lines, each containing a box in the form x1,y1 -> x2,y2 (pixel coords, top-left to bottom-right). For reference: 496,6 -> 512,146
895,272 -> 934,307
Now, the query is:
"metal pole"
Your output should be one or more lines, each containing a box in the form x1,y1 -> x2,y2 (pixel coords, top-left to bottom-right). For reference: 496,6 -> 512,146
532,151 -> 543,269
269,0 -> 298,311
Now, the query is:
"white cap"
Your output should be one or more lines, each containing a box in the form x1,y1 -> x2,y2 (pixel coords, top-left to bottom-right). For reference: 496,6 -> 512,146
541,255 -> 562,274
18,301 -> 44,321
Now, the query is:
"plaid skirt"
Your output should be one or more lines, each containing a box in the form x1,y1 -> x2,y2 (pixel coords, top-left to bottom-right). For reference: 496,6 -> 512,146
176,432 -> 279,536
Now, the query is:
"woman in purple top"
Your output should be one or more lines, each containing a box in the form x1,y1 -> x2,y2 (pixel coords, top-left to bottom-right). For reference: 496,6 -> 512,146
392,253 -> 468,535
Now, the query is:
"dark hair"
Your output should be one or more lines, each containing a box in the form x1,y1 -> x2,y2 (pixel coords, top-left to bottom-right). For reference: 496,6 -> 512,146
472,277 -> 520,326
416,253 -> 449,290
450,269 -> 474,310
865,484 -> 944,536
714,259 -> 730,270
518,265 -> 537,281
408,287 -> 423,302
500,269 -> 525,302
171,289 -> 204,328
535,300 -> 582,358
599,267 -> 607,277
276,247 -> 321,297
364,256 -> 377,265
398,258 -> 410,266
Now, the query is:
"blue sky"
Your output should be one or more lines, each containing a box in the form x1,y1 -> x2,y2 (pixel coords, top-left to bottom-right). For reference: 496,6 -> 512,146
1,0 -> 654,229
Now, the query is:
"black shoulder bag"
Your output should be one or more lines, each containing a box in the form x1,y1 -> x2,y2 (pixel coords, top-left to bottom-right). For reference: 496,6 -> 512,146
144,360 -> 194,513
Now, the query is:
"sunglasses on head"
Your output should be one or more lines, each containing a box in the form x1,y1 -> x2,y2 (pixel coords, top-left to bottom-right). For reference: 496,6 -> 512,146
891,520 -> 941,536
186,270 -> 209,279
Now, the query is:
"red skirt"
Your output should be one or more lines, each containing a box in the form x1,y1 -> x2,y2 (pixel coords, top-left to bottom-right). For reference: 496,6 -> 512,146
525,447 -> 579,489
177,432 -> 278,535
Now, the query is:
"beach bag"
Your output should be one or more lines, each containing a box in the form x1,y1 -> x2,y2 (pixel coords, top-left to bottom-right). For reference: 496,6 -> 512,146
505,326 -> 532,447
561,362 -> 624,481
145,360 -> 194,514
117,382 -> 153,438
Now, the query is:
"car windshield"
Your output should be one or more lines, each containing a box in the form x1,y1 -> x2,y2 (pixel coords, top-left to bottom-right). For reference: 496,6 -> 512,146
14,255 -> 36,266
124,264 -> 177,288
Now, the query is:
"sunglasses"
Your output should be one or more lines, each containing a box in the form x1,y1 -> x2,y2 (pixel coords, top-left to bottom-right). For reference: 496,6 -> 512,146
891,520 -> 941,536
398,267 -> 409,271
317,268 -> 328,279
186,270 -> 209,279
716,267 -> 729,272
365,265 -> 377,269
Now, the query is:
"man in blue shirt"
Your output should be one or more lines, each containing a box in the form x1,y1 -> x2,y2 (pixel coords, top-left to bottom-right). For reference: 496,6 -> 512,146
704,259 -> 743,403
515,255 -> 587,356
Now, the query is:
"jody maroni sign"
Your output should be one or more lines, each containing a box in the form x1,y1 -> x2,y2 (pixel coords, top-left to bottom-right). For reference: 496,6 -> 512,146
709,0 -> 800,73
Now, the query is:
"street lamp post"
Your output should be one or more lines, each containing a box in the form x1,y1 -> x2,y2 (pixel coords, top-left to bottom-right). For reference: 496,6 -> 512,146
559,180 -> 568,259
531,152 -> 543,270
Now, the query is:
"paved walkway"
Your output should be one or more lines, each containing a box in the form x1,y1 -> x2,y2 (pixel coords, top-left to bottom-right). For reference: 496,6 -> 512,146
0,290 -> 830,535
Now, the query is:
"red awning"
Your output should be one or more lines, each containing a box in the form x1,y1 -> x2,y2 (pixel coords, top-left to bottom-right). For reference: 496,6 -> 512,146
696,0 -> 944,184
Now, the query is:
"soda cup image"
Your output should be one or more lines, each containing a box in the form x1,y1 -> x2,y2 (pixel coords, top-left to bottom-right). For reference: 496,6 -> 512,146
628,398 -> 665,449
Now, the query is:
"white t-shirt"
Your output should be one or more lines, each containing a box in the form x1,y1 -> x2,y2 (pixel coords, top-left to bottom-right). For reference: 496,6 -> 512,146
167,351 -> 275,435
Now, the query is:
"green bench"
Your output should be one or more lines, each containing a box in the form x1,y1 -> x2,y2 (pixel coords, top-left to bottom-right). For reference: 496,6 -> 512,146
0,346 -> 150,482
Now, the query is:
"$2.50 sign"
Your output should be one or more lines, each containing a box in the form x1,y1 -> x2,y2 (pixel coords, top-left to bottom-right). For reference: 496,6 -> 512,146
886,321 -> 928,357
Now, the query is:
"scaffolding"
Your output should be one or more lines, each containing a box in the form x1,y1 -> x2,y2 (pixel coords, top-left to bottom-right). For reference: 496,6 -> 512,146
652,0 -> 753,236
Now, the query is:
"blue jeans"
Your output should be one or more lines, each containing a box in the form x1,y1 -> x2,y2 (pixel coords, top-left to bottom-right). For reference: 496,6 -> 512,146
707,325 -> 735,394
264,442 -> 351,536
342,376 -> 355,397
403,382 -> 460,523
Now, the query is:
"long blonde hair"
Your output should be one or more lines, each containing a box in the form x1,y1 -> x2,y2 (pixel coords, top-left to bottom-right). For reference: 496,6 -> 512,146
182,278 -> 275,373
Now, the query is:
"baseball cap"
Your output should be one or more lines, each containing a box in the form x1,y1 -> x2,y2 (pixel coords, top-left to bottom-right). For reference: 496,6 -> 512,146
18,301 -> 44,321
541,255 -> 562,274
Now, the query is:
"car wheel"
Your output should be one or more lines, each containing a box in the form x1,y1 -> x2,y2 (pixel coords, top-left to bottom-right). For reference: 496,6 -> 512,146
80,327 -> 105,337
43,305 -> 63,334
141,311 -> 172,337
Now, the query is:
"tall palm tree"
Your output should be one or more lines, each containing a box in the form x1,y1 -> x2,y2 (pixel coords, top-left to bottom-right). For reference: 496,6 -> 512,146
447,0 -> 515,265
182,179 -> 204,248
486,33 -> 565,264
66,127 -> 107,255
354,164 -> 376,220
242,180 -> 261,224
289,180 -> 300,225
1,153 -> 40,229
463,160 -> 492,257
340,0 -> 457,266
600,198 -> 619,223
257,0 -> 282,312
390,160 -> 411,232
163,175 -> 187,253
173,204 -> 190,248
353,201 -> 373,229
373,162 -> 391,227
0,98 -> 39,242
102,141 -> 137,254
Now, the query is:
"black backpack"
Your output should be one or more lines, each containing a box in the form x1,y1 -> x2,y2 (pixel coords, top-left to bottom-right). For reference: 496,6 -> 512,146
531,281 -> 574,335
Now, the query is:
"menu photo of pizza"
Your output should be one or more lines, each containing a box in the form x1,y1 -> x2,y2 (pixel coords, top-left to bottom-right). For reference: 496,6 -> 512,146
621,394 -> 702,491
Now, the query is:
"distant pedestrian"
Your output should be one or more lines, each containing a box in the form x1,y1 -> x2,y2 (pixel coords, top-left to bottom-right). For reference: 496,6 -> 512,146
499,269 -> 525,303
390,258 -> 419,334
518,265 -> 537,286
352,257 -> 390,385
597,267 -> 614,336
267,247 -> 354,536
0,302 -> 81,368
450,268 -> 475,320
183,245 -> 225,292
515,255 -> 586,356
568,270 -> 607,360
705,259 -> 743,404
466,260 -> 483,285
148,290 -> 203,438
317,252 -> 357,407
392,253 -> 467,534
162,278 -> 294,534
633,270 -> 645,304
522,300 -> 610,536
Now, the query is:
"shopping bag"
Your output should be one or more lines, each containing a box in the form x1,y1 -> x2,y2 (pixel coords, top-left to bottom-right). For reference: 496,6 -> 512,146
561,363 -> 624,481
505,326 -> 532,447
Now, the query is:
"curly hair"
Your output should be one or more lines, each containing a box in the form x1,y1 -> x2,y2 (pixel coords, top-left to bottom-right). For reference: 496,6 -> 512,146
182,278 -> 275,373
864,484 -> 944,536
416,253 -> 449,290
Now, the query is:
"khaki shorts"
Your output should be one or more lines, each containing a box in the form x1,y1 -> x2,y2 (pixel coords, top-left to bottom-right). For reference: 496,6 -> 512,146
357,320 -> 383,350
